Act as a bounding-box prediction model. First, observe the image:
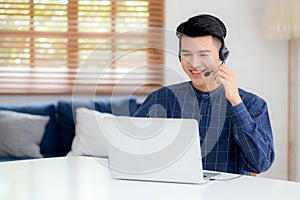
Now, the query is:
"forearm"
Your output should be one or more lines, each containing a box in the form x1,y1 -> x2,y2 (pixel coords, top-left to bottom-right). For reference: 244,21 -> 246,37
231,103 -> 275,173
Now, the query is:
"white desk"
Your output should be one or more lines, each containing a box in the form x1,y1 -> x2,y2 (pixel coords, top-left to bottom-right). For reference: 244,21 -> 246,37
0,156 -> 299,200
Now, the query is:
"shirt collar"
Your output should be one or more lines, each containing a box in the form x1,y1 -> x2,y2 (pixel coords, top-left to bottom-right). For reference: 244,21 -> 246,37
189,81 -> 224,99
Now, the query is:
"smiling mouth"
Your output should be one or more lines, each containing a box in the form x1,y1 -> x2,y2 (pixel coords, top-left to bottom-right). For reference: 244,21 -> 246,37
190,70 -> 206,75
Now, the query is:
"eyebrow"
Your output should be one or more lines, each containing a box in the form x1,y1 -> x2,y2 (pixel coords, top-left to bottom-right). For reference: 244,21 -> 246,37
180,49 -> 211,53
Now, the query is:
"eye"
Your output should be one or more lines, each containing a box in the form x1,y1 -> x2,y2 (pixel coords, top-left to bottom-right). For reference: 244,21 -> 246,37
182,53 -> 192,57
198,53 -> 209,57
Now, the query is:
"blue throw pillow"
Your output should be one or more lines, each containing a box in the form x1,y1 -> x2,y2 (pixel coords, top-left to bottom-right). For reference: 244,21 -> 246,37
56,96 -> 137,156
0,103 -> 57,157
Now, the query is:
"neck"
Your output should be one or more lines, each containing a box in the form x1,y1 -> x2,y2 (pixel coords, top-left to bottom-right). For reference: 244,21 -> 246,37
192,81 -> 221,92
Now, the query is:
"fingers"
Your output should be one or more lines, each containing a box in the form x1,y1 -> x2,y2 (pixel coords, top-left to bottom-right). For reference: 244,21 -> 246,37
211,64 -> 237,87
216,65 -> 236,79
209,64 -> 241,105
211,65 -> 226,81
211,70 -> 221,84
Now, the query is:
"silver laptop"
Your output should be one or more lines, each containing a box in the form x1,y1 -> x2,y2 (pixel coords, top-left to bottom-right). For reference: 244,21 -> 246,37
103,116 -> 220,184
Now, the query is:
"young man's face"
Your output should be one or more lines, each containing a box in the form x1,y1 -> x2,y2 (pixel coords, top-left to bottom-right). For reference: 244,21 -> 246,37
180,35 -> 221,92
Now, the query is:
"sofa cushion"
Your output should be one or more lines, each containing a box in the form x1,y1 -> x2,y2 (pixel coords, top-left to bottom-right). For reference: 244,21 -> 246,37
56,96 -> 137,156
0,103 -> 57,157
0,110 -> 49,158
67,108 -> 113,157
0,157 -> 33,162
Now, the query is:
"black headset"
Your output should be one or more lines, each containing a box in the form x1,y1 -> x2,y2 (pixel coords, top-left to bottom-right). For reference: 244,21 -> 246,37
218,37 -> 230,62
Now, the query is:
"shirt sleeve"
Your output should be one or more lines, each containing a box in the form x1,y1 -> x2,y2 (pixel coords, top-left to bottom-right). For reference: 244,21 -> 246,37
133,87 -> 182,118
133,88 -> 170,118
133,93 -> 156,117
230,98 -> 275,174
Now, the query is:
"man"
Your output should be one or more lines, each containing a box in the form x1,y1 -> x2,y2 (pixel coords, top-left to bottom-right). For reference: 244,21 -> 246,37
134,14 -> 275,175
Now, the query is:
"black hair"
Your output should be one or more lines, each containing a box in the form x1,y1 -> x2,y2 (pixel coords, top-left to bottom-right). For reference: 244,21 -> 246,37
176,14 -> 230,61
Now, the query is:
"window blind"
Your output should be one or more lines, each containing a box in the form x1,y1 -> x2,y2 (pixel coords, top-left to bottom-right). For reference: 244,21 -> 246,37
0,0 -> 164,95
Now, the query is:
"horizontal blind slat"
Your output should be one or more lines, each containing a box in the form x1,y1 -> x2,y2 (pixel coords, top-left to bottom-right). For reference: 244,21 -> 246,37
0,0 -> 164,95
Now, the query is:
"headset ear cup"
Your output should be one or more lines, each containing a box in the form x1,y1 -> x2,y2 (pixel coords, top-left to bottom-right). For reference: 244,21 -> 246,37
220,45 -> 230,61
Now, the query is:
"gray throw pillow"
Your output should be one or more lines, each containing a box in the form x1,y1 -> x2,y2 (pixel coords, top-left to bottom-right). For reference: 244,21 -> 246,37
0,110 -> 50,158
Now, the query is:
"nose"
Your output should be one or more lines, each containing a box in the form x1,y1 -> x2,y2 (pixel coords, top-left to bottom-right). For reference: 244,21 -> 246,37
189,55 -> 202,68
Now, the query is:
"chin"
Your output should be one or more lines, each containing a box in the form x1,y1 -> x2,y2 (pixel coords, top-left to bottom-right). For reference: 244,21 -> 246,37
190,78 -> 206,90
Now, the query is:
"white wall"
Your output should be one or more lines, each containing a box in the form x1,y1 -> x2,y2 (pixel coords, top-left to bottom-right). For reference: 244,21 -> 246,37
165,0 -> 294,181
0,0 -> 299,181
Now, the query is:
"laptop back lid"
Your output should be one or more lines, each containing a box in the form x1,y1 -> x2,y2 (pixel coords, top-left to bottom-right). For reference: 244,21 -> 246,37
103,116 -> 207,184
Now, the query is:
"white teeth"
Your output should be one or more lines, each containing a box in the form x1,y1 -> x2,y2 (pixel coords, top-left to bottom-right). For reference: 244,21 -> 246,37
191,70 -> 201,74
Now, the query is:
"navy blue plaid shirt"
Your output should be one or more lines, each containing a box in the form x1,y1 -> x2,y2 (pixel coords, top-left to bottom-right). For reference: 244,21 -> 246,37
133,81 -> 275,174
